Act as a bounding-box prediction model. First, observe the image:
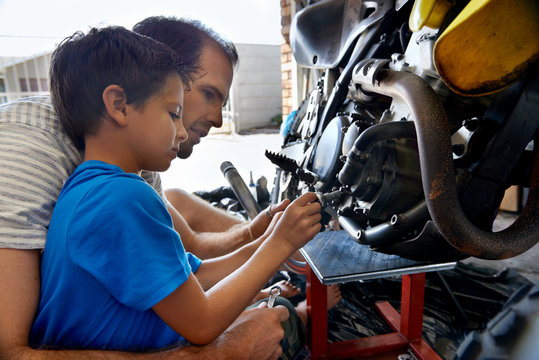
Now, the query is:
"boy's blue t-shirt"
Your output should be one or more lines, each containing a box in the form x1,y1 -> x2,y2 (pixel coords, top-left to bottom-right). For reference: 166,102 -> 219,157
29,161 -> 201,351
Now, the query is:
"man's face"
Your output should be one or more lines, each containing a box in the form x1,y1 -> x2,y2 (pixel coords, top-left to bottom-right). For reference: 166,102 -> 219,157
178,43 -> 234,159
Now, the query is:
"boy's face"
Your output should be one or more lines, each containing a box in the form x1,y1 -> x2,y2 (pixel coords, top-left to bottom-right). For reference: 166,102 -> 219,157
177,43 -> 234,159
127,73 -> 187,172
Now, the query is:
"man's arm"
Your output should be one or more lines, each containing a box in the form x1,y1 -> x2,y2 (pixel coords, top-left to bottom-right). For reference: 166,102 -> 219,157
165,188 -> 243,233
0,248 -> 286,360
167,202 -> 252,259
167,196 -> 281,259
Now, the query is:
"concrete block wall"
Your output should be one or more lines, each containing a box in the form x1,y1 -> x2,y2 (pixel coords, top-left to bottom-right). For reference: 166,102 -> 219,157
230,43 -> 282,132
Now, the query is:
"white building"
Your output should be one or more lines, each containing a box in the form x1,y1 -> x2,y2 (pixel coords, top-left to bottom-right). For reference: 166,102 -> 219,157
0,43 -> 282,133
0,53 -> 51,103
229,44 -> 282,132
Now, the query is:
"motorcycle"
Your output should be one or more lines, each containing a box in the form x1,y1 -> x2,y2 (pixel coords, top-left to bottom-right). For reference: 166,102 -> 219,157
263,0 -> 539,262
222,0 -> 538,263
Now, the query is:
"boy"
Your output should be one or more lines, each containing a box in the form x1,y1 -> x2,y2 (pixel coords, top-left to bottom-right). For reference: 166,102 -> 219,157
0,17 -> 291,360
29,26 -> 321,358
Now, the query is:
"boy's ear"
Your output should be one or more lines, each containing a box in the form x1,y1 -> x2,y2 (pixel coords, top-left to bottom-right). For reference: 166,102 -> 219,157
102,85 -> 128,126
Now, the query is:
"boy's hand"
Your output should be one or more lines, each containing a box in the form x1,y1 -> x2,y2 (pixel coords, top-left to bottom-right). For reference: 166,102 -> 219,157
271,192 -> 321,253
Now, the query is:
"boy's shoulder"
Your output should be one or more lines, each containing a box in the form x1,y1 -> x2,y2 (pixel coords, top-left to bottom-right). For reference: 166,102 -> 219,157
69,161 -> 159,205
60,163 -> 168,229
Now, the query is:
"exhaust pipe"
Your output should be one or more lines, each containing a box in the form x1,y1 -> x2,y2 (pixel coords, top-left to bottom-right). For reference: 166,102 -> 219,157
352,60 -> 538,259
220,161 -> 261,220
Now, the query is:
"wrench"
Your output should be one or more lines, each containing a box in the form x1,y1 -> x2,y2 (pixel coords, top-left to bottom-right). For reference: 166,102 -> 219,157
267,285 -> 281,308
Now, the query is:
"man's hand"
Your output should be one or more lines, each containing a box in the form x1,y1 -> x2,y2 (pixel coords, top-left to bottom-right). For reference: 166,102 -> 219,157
248,200 -> 289,241
207,303 -> 289,360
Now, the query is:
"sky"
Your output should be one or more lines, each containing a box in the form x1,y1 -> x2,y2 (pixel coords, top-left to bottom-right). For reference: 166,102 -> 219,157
0,0 -> 283,57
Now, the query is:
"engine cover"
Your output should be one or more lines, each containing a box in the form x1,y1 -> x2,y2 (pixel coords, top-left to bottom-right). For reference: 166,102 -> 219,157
312,115 -> 350,191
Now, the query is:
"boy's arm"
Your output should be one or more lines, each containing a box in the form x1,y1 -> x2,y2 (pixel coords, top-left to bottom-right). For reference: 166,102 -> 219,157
189,199 -> 291,289
0,248 -> 286,360
153,193 -> 322,345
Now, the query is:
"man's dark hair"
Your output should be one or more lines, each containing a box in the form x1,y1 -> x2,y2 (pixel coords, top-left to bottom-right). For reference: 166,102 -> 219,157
133,16 -> 239,71
50,26 -> 195,150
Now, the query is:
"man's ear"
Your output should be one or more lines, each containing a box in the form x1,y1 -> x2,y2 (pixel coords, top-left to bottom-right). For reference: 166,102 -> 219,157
102,85 -> 128,126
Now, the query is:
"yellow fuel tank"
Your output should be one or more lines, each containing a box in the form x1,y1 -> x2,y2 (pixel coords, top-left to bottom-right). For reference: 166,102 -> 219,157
409,0 -> 452,31
433,0 -> 539,96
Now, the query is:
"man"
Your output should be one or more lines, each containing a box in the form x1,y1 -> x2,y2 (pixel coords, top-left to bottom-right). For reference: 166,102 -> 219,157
133,17 -> 272,259
0,17 -> 288,360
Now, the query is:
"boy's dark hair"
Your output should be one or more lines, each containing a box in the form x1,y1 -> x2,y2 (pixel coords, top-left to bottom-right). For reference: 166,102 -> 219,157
50,26 -> 195,150
133,16 -> 239,71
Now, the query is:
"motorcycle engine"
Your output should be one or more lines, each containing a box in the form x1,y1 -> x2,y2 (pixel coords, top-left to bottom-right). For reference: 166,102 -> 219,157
312,111 -> 423,225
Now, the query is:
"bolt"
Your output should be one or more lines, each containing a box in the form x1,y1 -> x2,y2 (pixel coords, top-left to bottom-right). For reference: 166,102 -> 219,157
462,117 -> 480,131
452,144 -> 465,156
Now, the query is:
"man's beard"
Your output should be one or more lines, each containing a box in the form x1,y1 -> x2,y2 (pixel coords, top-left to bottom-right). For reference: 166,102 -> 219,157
177,141 -> 194,159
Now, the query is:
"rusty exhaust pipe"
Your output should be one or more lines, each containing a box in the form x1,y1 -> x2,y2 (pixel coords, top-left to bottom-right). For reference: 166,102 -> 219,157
352,60 -> 538,259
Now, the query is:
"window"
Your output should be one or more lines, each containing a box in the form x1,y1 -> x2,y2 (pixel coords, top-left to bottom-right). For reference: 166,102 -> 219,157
19,78 -> 48,92
0,79 -> 6,104
19,78 -> 27,92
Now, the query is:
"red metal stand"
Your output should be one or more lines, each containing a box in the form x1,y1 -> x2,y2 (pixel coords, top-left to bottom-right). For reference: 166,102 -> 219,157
306,264 -> 442,359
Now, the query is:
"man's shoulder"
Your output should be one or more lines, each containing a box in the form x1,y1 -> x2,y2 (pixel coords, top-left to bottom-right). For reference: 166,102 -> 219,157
0,95 -> 60,130
0,95 -> 53,112
140,170 -> 163,195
